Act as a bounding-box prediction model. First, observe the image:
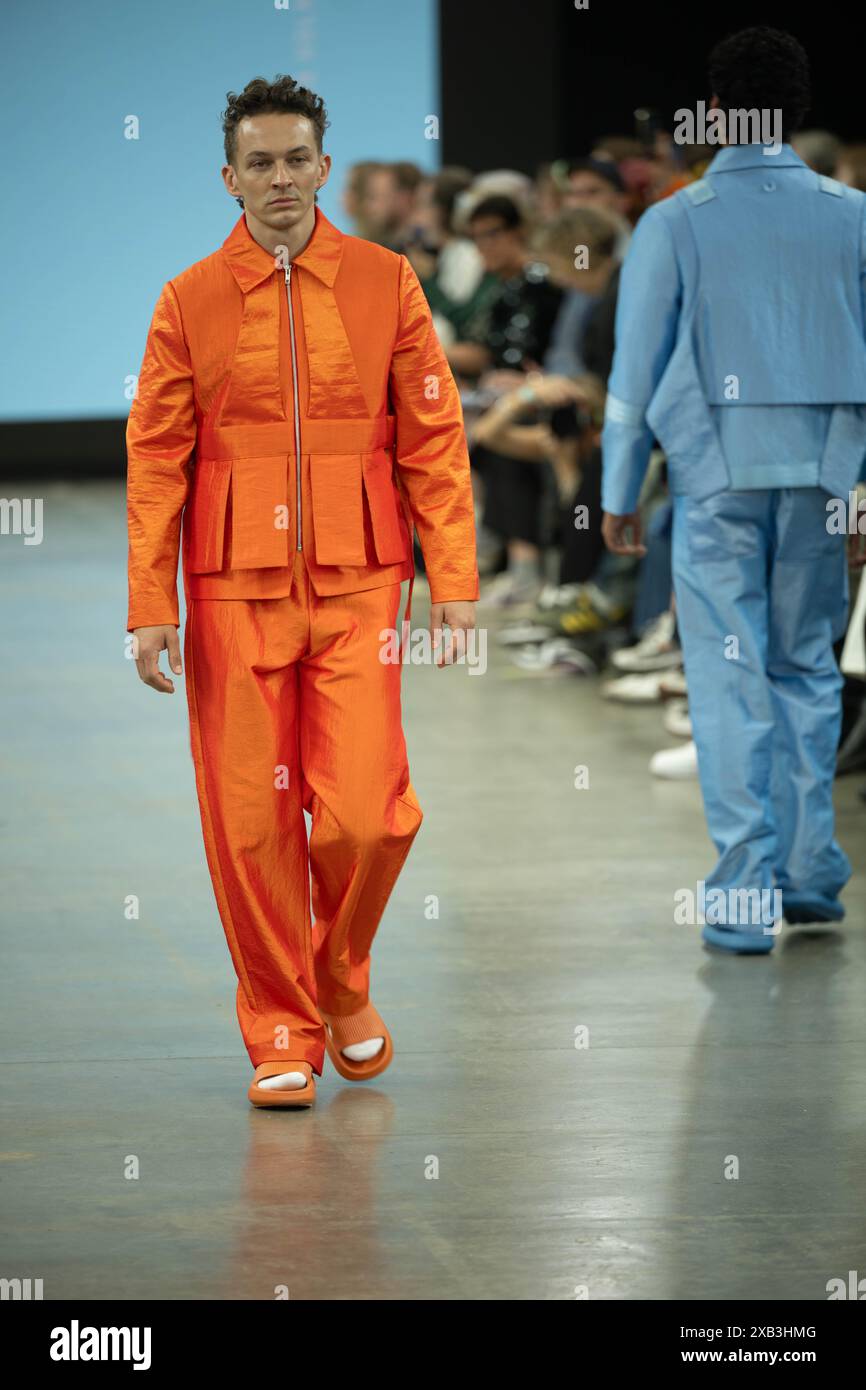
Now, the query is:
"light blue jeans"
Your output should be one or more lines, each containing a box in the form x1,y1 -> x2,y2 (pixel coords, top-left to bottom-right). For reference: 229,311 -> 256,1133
672,487 -> 850,912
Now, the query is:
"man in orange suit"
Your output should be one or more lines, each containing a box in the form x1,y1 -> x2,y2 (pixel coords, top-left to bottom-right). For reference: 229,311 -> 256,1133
126,75 -> 479,1108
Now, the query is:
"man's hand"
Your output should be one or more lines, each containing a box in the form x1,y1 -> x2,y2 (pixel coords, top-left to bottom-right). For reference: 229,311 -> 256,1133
429,601 -> 477,667
480,368 -> 528,395
132,624 -> 183,693
523,373 -> 590,410
601,510 -> 647,557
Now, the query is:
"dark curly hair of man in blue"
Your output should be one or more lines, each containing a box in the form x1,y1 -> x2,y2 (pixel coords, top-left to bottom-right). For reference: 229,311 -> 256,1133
707,25 -> 811,143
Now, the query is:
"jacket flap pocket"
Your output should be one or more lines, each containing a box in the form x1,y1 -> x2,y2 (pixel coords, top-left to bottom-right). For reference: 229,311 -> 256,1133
185,457 -> 231,574
309,453 -> 366,565
230,454 -> 290,569
362,450 -> 409,564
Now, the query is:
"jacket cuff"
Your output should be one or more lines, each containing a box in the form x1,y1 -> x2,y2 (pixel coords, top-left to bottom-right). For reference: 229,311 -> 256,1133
127,611 -> 180,633
428,577 -> 480,604
601,414 -> 655,514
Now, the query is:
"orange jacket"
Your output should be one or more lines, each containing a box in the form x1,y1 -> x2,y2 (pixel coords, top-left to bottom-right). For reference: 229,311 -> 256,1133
126,207 -> 479,631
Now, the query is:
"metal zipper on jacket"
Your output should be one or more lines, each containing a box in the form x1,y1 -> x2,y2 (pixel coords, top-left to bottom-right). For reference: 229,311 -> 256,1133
285,263 -> 303,551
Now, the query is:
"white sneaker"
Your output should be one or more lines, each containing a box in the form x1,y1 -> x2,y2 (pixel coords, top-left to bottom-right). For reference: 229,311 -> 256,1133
663,698 -> 692,738
479,571 -> 543,609
611,610 -> 682,673
537,583 -> 584,611
511,638 -> 596,673
649,740 -> 699,779
659,669 -> 688,699
601,672 -> 666,704
479,570 -> 517,605
498,623 -> 554,647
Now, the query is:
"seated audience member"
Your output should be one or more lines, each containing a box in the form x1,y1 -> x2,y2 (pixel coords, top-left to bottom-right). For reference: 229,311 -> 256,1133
448,194 -> 565,605
646,129 -> 691,201
836,143 -> 866,190
532,205 -> 623,379
459,168 -> 536,217
410,167 -> 501,347
590,136 -> 655,223
555,156 -> 633,257
446,194 -> 563,379
471,371 -> 608,594
387,160 -> 427,253
534,160 -> 565,221
355,160 -> 423,251
791,128 -> 844,176
341,160 -> 384,240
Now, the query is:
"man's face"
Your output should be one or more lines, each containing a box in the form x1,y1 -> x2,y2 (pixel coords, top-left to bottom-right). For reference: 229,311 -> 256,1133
467,216 -> 523,274
222,111 -> 330,230
562,171 -> 625,216
361,167 -> 399,234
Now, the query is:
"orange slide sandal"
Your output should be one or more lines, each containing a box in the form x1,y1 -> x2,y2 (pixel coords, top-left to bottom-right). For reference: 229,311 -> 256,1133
248,1061 -> 316,1108
319,1001 -> 394,1082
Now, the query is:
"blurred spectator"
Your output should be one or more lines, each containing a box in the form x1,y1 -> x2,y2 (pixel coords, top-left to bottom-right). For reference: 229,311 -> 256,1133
341,160 -> 385,239
472,371 -> 608,593
389,161 -> 427,251
837,143 -> 866,191
447,194 -> 563,379
411,167 -> 501,347
559,156 -> 629,215
534,161 -> 564,221
591,136 -> 644,163
648,130 -> 691,200
533,205 -> 622,379
353,160 -> 424,250
447,193 -> 565,604
791,128 -> 843,176
552,157 -> 633,257
456,169 -> 536,223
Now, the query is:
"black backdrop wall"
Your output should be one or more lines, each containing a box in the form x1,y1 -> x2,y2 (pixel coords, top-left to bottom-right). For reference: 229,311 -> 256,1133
440,0 -> 863,174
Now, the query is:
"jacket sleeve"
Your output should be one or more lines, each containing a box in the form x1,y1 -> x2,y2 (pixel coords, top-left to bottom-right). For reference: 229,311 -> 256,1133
389,254 -> 479,603
126,280 -> 197,631
601,207 -> 682,514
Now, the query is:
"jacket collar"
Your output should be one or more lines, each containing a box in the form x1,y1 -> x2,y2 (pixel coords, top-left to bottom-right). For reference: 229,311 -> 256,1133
704,142 -> 808,175
221,204 -> 344,292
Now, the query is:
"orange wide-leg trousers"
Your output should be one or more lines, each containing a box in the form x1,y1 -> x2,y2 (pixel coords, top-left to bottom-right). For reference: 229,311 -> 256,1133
183,550 -> 423,1077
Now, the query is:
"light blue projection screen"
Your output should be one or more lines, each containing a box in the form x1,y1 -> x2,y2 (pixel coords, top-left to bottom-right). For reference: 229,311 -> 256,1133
0,0 -> 437,421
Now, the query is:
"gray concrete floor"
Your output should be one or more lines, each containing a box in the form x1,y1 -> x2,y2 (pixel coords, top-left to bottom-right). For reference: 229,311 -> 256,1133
1,479 -> 865,1301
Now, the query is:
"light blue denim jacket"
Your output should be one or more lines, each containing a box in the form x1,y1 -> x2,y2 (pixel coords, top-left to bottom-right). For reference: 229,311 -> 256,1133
601,143 -> 866,513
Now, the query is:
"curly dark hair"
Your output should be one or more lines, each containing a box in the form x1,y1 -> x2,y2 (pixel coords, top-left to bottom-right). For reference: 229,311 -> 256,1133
707,26 -> 810,141
222,74 -> 329,166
